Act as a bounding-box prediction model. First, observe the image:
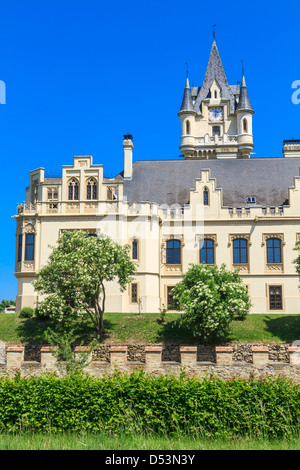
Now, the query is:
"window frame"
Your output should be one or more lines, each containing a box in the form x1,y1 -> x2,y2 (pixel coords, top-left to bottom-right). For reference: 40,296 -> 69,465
200,238 -> 214,264
17,234 -> 23,262
130,282 -> 138,304
233,238 -> 248,264
268,285 -> 283,311
266,238 -> 282,264
132,238 -> 138,261
166,239 -> 181,265
25,233 -> 35,261
68,178 -> 79,201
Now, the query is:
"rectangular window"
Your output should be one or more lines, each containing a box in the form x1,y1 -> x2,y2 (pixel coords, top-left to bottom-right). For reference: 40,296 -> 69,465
233,239 -> 248,264
131,283 -> 138,303
200,239 -> 214,264
269,285 -> 283,310
167,286 -> 179,310
17,235 -> 22,262
25,234 -> 35,261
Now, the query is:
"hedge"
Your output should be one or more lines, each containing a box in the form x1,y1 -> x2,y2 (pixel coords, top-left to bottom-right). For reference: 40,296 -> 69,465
0,371 -> 299,437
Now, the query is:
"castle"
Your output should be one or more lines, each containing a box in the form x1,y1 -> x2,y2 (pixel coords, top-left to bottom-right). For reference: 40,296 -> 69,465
13,38 -> 300,314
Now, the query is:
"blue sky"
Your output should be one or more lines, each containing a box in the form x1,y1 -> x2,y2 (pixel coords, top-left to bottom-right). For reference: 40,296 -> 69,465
0,0 -> 299,301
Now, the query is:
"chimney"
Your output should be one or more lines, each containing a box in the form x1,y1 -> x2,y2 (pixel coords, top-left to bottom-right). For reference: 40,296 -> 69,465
123,134 -> 134,179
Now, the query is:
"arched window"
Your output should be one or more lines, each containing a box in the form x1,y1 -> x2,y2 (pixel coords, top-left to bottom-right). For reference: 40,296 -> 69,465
203,187 -> 209,206
214,90 -> 218,99
166,239 -> 181,264
233,238 -> 248,264
267,238 -> 281,263
86,178 -> 97,200
132,239 -> 138,260
200,239 -> 214,264
68,178 -> 79,201
186,120 -> 190,135
243,118 -> 248,133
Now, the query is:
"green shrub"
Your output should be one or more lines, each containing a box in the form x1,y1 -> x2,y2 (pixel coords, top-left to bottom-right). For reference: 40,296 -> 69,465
0,372 -> 298,438
172,263 -> 252,342
19,307 -> 34,319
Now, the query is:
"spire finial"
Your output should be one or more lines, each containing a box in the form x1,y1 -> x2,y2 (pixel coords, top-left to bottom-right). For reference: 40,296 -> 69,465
185,62 -> 188,77
212,24 -> 216,39
241,59 -> 244,76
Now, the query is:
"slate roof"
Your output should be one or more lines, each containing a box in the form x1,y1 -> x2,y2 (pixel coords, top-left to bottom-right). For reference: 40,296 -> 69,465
236,75 -> 253,112
179,77 -> 194,112
120,158 -> 300,208
193,39 -> 237,115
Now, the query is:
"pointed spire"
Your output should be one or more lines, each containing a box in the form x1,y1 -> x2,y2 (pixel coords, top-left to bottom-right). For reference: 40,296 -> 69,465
236,73 -> 253,112
179,75 -> 194,113
193,38 -> 236,114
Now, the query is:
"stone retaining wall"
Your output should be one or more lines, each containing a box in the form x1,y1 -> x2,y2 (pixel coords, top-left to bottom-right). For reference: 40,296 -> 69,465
21,343 -> 292,363
1,344 -> 300,383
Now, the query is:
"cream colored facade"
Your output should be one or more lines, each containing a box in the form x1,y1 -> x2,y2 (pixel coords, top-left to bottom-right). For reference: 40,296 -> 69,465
13,40 -> 300,314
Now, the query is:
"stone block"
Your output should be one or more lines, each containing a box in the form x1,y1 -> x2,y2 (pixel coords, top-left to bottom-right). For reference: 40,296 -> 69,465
252,346 -> 269,365
215,346 -> 233,365
180,346 -> 197,367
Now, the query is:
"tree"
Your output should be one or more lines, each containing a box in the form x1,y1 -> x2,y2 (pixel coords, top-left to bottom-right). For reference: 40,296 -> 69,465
33,231 -> 136,337
172,263 -> 251,342
0,299 -> 16,312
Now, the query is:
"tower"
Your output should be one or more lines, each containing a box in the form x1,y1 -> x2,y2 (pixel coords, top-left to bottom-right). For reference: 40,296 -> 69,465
178,39 -> 254,159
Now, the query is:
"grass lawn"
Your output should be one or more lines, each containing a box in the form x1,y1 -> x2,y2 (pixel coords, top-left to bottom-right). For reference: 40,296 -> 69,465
1,312 -> 300,345
0,431 -> 299,450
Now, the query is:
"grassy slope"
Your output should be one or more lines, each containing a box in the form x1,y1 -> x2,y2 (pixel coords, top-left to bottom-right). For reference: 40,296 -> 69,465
1,312 -> 300,345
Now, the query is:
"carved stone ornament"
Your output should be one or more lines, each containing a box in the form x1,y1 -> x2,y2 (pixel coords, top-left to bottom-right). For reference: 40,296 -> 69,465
262,233 -> 285,245
197,234 -> 218,245
23,220 -> 37,234
228,233 -> 251,246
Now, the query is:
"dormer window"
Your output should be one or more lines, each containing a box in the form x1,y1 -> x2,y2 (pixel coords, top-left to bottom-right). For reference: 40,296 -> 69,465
246,197 -> 256,204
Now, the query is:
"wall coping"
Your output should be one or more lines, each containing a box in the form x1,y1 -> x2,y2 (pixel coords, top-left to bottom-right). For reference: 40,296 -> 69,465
215,346 -> 234,352
180,346 -> 197,352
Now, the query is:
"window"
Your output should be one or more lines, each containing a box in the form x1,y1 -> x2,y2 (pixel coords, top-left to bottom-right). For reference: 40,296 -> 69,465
212,126 -> 220,136
186,120 -> 190,135
269,286 -> 283,310
167,286 -> 179,310
200,239 -> 214,264
68,178 -> 79,200
214,90 -> 218,99
233,238 -> 248,264
47,187 -> 58,201
25,234 -> 35,261
243,118 -> 248,133
131,283 -> 138,303
107,186 -> 118,201
132,239 -> 138,260
267,238 -> 281,263
17,235 -> 22,262
86,178 -> 97,200
203,187 -> 209,206
166,239 -> 181,264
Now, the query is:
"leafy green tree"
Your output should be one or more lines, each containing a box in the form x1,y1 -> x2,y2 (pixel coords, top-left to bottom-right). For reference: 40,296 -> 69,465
0,299 -> 16,312
33,231 -> 136,337
172,263 -> 251,342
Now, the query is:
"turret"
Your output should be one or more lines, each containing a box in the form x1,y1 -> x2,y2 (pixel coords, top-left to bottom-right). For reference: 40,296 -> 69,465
178,77 -> 196,158
236,74 -> 254,158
